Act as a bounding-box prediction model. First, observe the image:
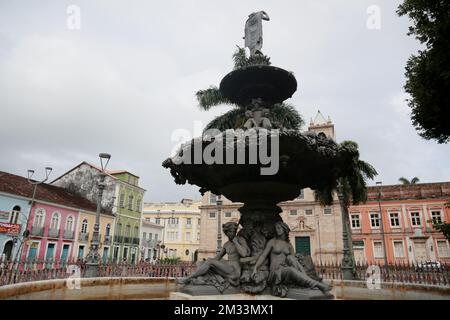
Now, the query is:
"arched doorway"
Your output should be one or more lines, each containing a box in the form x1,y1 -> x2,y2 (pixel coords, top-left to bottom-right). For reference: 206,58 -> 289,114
2,240 -> 14,261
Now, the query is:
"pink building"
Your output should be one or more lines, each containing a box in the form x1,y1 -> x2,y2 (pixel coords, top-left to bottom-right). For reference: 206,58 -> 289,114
349,182 -> 450,265
0,171 -> 102,261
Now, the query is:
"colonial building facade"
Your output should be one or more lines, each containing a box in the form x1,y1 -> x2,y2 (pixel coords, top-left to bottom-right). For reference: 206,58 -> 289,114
139,219 -> 164,261
51,162 -> 146,263
349,183 -> 450,264
143,199 -> 201,262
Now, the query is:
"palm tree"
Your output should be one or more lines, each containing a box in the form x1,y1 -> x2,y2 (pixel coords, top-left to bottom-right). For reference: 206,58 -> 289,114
314,140 -> 377,280
315,140 -> 378,207
195,47 -> 304,131
398,177 -> 420,185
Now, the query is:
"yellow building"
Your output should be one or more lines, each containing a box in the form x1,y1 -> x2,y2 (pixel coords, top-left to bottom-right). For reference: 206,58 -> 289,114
74,209 -> 116,262
142,199 -> 200,262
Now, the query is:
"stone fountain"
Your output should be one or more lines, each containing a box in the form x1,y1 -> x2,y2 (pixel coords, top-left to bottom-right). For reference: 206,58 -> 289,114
163,11 -> 356,299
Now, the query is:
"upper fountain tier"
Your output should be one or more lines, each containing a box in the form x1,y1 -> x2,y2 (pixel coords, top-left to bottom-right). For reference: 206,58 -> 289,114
219,65 -> 297,106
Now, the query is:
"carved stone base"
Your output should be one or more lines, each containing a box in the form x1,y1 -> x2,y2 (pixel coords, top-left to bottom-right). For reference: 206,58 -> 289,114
285,288 -> 334,300
180,285 -> 241,296
178,285 -> 334,300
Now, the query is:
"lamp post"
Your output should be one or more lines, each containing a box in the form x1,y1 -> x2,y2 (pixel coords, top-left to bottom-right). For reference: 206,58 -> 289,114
85,153 -> 111,277
216,195 -> 223,255
16,167 -> 52,262
337,182 -> 356,280
376,181 -> 389,276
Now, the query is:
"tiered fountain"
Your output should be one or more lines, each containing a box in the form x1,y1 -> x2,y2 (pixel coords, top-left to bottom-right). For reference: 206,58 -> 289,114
163,11 -> 356,299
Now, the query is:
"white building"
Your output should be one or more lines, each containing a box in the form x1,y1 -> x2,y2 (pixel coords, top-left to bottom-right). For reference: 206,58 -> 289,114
139,220 -> 164,261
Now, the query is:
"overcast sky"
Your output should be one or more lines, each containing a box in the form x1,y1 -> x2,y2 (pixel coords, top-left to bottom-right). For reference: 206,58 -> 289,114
1,0 -> 449,202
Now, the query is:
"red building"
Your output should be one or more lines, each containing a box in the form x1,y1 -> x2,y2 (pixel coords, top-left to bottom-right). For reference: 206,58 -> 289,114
349,182 -> 450,265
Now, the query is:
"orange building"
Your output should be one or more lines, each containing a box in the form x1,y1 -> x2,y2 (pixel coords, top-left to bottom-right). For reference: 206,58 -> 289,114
349,182 -> 450,265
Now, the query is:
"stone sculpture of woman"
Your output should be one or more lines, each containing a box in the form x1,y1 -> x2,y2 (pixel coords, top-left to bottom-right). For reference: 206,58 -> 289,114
178,222 -> 248,287
244,11 -> 270,56
252,221 -> 332,297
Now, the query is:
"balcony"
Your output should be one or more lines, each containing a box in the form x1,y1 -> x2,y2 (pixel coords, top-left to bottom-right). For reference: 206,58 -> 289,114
114,235 -> 123,243
79,232 -> 89,242
141,239 -> 158,248
48,228 -> 60,238
64,230 -> 75,240
104,235 -> 112,245
31,226 -> 44,237
132,237 -> 140,245
124,237 -> 131,244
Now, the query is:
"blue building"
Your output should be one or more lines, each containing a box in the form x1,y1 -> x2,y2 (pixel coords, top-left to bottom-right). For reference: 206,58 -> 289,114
0,191 -> 31,261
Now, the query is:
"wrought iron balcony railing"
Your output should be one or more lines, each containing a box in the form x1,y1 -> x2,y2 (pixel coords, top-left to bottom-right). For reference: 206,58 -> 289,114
48,228 -> 60,238
63,230 -> 74,240
30,226 -> 44,236
78,232 -> 89,242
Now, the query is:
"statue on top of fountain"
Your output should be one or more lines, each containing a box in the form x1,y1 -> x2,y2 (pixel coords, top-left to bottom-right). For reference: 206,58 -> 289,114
244,11 -> 270,57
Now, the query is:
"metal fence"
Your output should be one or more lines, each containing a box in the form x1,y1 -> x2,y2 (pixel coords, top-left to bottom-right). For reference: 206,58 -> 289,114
0,258 -> 196,287
315,260 -> 450,286
1,257 -> 449,287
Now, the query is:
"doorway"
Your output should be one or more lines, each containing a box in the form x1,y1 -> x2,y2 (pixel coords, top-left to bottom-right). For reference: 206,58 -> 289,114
295,236 -> 311,255
2,241 -> 13,261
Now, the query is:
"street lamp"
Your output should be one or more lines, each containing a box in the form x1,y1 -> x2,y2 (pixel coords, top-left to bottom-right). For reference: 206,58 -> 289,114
85,153 -> 111,277
337,182 -> 356,280
216,195 -> 223,255
376,181 -> 389,276
16,167 -> 53,262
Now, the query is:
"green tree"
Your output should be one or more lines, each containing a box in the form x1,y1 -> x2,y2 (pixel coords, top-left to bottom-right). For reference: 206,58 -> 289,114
397,0 -> 450,144
398,176 -> 420,185
315,141 -> 378,207
195,47 -> 304,131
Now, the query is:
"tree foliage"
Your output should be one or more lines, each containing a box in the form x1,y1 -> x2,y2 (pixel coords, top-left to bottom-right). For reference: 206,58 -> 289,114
397,0 -> 450,143
398,176 -> 420,184
315,141 -> 378,207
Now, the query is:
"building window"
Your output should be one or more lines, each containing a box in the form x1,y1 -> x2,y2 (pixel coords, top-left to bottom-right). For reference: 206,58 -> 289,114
105,223 -> 111,236
393,241 -> 405,258
437,240 -> 449,257
143,232 -> 147,240
125,225 -> 131,237
210,193 -> 217,204
186,232 -> 191,241
289,209 -> 298,216
350,214 -> 360,228
119,194 -> 125,208
305,209 -> 313,216
10,206 -> 20,224
373,241 -> 384,258
149,233 -> 152,240
410,212 -> 421,226
154,234 -> 158,241
116,223 -> 122,236
134,226 -> 139,237
136,198 -> 141,212
50,212 -> 60,230
389,212 -> 400,227
370,212 -> 380,228
81,219 -> 88,233
128,195 -> 134,210
209,212 -> 216,219
169,217 -> 179,225
198,218 -> 201,225
323,207 -> 332,215
297,189 -> 304,199
224,212 -> 232,218
33,209 -> 45,227
431,210 -> 442,224
155,218 -> 160,225
197,232 -> 200,240
65,216 -> 74,231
